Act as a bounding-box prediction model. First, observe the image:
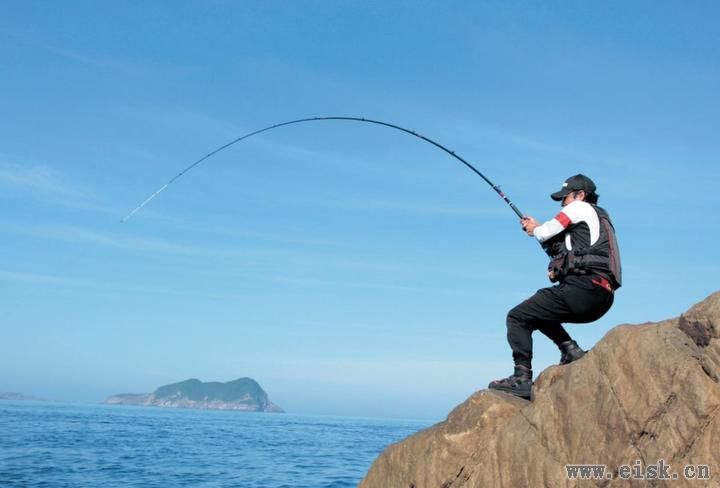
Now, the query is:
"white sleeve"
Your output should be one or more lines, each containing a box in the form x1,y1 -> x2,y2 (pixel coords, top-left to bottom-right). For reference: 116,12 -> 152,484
532,201 -> 590,243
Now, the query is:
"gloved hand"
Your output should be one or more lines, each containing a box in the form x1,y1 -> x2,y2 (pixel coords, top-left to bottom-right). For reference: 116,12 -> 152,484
520,217 -> 539,236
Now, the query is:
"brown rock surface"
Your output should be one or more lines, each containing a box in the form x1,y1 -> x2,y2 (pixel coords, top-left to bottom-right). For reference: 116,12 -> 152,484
360,292 -> 720,487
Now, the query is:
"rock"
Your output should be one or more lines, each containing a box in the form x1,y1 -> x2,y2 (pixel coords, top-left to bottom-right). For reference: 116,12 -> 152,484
360,291 -> 720,487
103,393 -> 151,406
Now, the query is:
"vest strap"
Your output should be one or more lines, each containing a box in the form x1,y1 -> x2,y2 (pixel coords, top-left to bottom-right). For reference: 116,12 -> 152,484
591,277 -> 614,293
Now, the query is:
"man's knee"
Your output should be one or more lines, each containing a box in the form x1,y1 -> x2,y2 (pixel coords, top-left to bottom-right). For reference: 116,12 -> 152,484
507,306 -> 530,331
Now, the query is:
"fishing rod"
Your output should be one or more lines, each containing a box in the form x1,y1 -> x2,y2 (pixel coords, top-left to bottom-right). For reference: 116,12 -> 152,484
122,116 -> 524,222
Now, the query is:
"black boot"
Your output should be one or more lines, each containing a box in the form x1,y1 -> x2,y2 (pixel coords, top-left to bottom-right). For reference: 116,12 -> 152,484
488,365 -> 532,399
559,340 -> 585,365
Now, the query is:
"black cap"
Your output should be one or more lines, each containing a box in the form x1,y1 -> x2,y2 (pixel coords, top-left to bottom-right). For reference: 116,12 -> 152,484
550,174 -> 597,201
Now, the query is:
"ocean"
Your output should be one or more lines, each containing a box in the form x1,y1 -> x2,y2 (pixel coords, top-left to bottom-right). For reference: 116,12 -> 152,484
0,401 -> 431,487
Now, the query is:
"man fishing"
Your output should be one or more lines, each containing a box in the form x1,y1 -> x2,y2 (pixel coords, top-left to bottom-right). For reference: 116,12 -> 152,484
489,174 -> 622,399
121,120 -> 620,404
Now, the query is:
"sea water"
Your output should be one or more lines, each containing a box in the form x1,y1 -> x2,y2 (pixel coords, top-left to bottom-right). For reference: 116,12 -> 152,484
0,401 -> 431,487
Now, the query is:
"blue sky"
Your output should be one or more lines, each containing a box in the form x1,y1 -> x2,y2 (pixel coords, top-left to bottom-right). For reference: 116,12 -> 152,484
1,1 -> 718,420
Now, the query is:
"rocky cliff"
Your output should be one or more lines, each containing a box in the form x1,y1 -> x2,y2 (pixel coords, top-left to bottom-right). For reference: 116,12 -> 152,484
360,292 -> 720,487
105,377 -> 284,413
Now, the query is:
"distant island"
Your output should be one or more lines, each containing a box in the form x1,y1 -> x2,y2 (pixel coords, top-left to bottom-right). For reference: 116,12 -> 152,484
104,377 -> 284,413
0,392 -> 47,402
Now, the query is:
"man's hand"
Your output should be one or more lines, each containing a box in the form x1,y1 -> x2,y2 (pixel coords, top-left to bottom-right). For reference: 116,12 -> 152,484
521,217 -> 539,236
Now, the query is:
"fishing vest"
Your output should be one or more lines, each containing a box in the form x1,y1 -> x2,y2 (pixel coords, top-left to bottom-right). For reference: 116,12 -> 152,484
541,205 -> 622,290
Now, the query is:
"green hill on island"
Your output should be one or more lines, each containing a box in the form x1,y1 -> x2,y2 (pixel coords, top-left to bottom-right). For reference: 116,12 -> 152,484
104,377 -> 283,412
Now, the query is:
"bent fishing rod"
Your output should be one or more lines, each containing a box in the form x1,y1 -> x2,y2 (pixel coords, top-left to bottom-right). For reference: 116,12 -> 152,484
122,116 -> 524,222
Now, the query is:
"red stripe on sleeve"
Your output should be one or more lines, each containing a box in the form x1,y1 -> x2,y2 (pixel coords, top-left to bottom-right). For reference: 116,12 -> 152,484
554,211 -> 571,228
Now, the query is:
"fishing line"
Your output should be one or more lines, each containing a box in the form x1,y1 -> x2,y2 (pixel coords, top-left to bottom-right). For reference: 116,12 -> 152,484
122,116 -> 524,222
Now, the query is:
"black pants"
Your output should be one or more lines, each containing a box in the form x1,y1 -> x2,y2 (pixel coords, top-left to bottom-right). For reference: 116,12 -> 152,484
507,280 -> 614,369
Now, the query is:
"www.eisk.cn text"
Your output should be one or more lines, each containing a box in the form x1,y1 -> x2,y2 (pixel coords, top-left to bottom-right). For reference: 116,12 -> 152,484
565,459 -> 711,481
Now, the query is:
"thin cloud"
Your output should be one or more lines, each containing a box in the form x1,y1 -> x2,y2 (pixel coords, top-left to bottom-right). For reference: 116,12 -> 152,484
0,26 -> 146,74
0,162 -> 78,196
5,221 -> 240,258
252,273 -> 474,295
114,104 -> 246,142
132,210 -> 341,247
334,197 -> 507,217
0,160 -> 119,214
455,121 -> 602,163
0,270 -> 89,286
0,269 -> 242,299
2,220 -> 429,274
